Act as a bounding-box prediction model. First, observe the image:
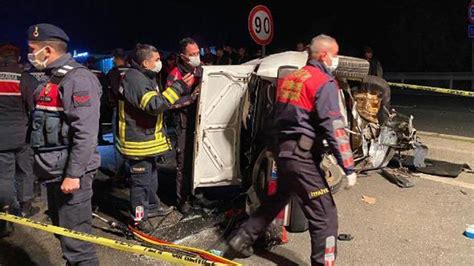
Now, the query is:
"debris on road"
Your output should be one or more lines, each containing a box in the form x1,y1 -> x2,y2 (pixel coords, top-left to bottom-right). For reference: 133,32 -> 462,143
361,195 -> 377,205
464,225 -> 474,239
381,168 -> 415,188
399,156 -> 471,178
337,234 -> 354,241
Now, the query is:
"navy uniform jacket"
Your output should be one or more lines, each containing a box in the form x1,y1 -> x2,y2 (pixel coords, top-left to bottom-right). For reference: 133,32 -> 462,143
272,60 -> 355,175
0,64 -> 38,151
35,54 -> 101,178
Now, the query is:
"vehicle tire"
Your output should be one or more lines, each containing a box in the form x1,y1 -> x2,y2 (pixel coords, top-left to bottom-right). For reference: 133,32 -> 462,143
251,148 -> 274,201
333,56 -> 370,81
251,149 -> 309,233
250,150 -> 343,233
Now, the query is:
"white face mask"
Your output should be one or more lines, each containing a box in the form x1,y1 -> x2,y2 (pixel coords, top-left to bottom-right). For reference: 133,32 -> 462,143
27,46 -> 49,70
188,55 -> 201,67
152,61 -> 162,73
325,54 -> 339,73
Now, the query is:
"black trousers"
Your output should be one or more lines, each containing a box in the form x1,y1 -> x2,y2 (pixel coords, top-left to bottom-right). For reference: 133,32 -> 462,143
46,172 -> 99,266
15,145 -> 35,204
126,157 -> 160,221
237,141 -> 338,266
0,145 -> 35,212
175,110 -> 196,206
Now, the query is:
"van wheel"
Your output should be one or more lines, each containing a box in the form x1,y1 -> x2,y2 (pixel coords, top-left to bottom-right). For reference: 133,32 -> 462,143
251,149 -> 274,200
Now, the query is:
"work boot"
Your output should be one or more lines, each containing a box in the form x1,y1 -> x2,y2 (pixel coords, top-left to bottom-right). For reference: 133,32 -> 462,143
20,201 -> 40,218
177,202 -> 194,217
228,232 -> 254,258
148,206 -> 174,218
129,220 -> 154,235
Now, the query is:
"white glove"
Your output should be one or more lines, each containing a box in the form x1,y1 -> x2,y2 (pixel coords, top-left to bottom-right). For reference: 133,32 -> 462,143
345,173 -> 357,189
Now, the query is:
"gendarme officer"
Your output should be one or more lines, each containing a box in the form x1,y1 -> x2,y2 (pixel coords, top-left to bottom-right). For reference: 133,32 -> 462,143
27,23 -> 101,266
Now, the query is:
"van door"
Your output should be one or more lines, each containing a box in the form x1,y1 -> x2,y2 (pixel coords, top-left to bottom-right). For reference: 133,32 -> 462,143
192,65 -> 255,191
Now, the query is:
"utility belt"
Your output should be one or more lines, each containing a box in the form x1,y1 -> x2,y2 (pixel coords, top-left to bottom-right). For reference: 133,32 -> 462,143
276,134 -> 323,162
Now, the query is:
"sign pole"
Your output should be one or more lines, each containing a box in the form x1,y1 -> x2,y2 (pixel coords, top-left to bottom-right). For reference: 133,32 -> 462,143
262,45 -> 266,57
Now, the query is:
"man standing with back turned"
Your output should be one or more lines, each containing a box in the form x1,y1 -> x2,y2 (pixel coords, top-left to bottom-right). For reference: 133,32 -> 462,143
228,34 -> 357,266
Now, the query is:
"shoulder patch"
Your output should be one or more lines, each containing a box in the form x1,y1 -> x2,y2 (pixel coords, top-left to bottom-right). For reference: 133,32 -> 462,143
73,91 -> 91,107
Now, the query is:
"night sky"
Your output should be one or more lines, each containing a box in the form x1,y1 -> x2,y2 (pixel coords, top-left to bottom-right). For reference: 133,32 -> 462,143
0,0 -> 470,72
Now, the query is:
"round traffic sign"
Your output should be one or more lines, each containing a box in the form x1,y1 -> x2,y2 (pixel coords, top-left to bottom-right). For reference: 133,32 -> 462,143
248,5 -> 274,46
469,1 -> 474,23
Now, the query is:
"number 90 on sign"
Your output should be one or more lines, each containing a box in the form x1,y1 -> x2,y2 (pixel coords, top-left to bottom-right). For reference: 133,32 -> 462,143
248,5 -> 274,46
254,12 -> 271,36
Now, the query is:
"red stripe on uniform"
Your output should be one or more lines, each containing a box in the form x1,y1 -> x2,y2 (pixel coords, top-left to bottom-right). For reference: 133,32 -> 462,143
0,81 -> 20,94
325,261 -> 335,266
334,128 -> 346,138
324,246 -> 336,266
325,247 -> 336,254
328,111 -> 340,117
343,157 -> 354,168
339,143 -> 351,153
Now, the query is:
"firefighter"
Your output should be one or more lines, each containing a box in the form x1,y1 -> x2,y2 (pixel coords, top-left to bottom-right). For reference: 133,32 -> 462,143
227,34 -> 358,266
166,37 -> 201,215
0,44 -> 39,236
116,43 -> 192,233
27,23 -> 101,265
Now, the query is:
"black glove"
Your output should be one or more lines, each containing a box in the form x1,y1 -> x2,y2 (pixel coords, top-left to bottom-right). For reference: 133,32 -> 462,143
169,79 -> 189,96
193,66 -> 203,78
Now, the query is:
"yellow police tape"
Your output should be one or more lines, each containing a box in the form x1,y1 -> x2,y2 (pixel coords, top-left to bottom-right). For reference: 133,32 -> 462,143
345,77 -> 474,97
0,212 -> 234,266
387,82 -> 474,97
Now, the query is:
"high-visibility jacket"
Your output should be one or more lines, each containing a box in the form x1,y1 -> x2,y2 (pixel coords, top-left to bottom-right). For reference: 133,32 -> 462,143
116,63 -> 187,158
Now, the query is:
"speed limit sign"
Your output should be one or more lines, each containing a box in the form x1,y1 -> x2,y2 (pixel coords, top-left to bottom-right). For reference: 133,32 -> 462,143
248,5 -> 274,46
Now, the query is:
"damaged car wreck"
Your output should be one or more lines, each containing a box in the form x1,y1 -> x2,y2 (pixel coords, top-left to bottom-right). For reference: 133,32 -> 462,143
236,52 -> 428,202
94,51 -> 437,257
